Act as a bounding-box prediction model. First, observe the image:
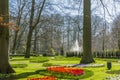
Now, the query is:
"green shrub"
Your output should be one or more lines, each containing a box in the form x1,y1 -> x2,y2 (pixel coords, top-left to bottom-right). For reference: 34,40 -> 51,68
42,63 -> 54,67
29,59 -> 49,63
66,52 -> 74,57
11,64 -> 28,68
42,62 -> 59,67
0,74 -> 11,79
44,47 -> 56,56
49,48 -> 55,55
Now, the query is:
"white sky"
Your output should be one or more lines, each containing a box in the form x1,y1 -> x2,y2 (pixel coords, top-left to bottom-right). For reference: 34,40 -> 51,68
51,0 -> 120,23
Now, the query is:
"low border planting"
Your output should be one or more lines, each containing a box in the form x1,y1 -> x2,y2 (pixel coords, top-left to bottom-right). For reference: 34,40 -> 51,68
11,64 -> 28,68
29,58 -> 49,63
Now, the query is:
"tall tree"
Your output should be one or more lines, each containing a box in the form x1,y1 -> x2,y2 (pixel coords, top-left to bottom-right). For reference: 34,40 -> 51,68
25,0 -> 46,58
112,14 -> 120,50
0,0 -> 15,73
80,0 -> 95,64
11,0 -> 26,54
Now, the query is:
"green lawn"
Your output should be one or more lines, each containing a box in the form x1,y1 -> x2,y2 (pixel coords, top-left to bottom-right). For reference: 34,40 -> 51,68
9,56 -> 120,80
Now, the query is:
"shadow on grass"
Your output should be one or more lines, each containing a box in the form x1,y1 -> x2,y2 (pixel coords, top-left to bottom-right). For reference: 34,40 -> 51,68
11,71 -> 38,79
106,70 -> 120,74
10,69 -> 94,79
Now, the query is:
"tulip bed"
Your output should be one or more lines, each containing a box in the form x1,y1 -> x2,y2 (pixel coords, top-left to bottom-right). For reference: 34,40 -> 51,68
47,66 -> 84,76
27,76 -> 56,80
37,66 -> 93,79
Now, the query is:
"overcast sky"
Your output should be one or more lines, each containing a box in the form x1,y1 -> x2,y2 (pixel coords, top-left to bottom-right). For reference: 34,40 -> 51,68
9,0 -> 120,23
50,0 -> 120,23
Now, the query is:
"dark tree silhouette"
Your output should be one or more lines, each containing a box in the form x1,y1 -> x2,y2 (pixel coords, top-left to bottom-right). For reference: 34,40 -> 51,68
80,0 -> 95,64
0,0 -> 15,73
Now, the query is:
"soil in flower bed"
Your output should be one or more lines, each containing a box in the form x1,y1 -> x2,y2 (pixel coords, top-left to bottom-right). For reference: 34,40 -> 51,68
36,69 -> 93,79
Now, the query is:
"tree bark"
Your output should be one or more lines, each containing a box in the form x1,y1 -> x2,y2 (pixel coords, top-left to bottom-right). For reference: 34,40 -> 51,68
25,29 -> 33,58
12,31 -> 18,54
0,0 -> 15,73
118,29 -> 120,50
25,0 -> 46,58
80,0 -> 95,64
33,28 -> 38,53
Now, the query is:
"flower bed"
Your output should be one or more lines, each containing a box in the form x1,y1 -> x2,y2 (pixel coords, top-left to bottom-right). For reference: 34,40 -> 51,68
47,66 -> 84,76
27,76 -> 56,80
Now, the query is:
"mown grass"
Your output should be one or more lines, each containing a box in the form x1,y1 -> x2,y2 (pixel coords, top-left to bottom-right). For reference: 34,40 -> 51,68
9,56 -> 120,80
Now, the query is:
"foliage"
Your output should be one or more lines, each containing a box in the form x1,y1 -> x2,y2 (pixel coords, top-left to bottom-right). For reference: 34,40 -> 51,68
11,64 -> 28,68
106,70 -> 120,74
29,58 -> 49,63
49,48 -> 56,55
93,50 -> 120,58
0,16 -> 19,31
55,56 -> 80,61
42,63 -> 58,67
43,47 -> 56,56
0,74 -> 12,79
66,52 -> 83,57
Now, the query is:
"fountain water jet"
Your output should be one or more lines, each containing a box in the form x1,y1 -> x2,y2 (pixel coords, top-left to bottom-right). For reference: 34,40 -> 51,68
70,40 -> 82,52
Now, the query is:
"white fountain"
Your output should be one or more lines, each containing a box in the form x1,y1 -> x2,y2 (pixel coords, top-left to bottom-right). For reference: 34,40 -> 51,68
70,40 -> 82,52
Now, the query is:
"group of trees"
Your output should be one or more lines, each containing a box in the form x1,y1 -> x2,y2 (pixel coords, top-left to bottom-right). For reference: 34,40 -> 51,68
0,0 -> 120,73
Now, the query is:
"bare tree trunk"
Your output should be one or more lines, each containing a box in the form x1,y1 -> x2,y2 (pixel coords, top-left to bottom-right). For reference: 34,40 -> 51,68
25,29 -> 33,58
80,0 -> 95,64
25,0 -> 46,58
16,26 -> 26,49
11,0 -> 25,54
0,0 -> 15,73
118,29 -> 120,50
12,31 -> 18,54
67,17 -> 70,52
33,28 -> 38,53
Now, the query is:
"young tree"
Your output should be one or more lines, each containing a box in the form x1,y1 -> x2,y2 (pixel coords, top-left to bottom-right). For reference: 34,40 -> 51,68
80,0 -> 95,64
0,0 -> 15,73
11,0 -> 27,54
112,14 -> 120,50
25,0 -> 46,58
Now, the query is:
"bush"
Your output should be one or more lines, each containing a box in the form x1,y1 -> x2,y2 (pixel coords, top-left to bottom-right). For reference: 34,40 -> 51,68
42,63 -> 57,67
29,58 -> 49,63
11,64 -> 28,68
43,47 -> 56,56
0,74 -> 12,79
66,52 -> 74,57
49,48 -> 55,55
